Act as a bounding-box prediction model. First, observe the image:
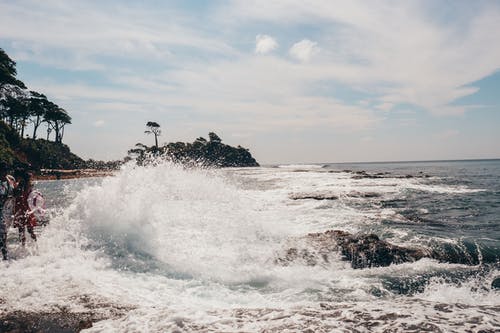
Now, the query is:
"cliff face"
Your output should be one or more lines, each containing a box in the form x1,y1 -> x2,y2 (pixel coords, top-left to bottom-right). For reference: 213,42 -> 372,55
0,121 -> 84,170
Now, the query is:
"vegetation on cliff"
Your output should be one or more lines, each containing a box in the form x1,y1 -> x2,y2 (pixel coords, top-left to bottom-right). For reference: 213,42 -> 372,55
0,121 -> 84,170
0,48 -> 86,171
1,48 -> 259,171
129,124 -> 259,167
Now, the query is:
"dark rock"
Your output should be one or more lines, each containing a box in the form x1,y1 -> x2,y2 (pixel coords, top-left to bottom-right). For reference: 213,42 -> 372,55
351,171 -> 385,179
289,192 -> 339,200
290,191 -> 381,200
0,310 -> 96,333
347,169 -> 431,180
276,230 -> 431,269
276,229 -> 494,269
492,277 -> 500,290
346,192 -> 381,198
318,230 -> 429,269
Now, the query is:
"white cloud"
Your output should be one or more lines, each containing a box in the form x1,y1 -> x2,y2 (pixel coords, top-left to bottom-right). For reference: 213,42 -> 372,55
289,39 -> 319,62
375,102 -> 393,112
93,120 -> 105,127
225,1 -> 500,116
255,34 -> 278,54
0,1 -> 237,71
2,0 -> 500,162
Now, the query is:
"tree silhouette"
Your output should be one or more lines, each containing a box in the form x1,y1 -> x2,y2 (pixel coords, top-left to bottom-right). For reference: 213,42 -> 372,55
0,95 -> 25,128
28,91 -> 50,139
44,104 -> 71,143
53,107 -> 71,143
0,48 -> 26,88
17,95 -> 31,138
145,121 -> 161,148
0,49 -> 73,144
208,132 -> 222,143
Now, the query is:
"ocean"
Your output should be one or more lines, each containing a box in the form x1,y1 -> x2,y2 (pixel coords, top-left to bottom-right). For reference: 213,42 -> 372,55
1,159 -> 499,332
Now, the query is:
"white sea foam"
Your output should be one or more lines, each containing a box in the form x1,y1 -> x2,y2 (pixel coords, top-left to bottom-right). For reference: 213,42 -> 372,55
0,163 -> 497,332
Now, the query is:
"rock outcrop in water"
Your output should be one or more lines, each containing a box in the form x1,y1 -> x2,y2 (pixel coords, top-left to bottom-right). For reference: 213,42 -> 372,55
128,132 -> 259,168
276,230 -> 494,269
349,170 -> 431,180
492,277 -> 500,290
276,230 -> 430,269
289,191 -> 381,201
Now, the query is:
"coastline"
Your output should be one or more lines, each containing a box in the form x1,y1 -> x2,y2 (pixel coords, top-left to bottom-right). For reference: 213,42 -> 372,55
34,169 -> 116,181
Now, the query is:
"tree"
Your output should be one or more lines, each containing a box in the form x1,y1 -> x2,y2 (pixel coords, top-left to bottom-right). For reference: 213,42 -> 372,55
0,95 -> 25,128
29,91 -> 50,139
16,95 -> 30,138
44,104 -> 71,143
208,132 -> 222,143
43,102 -> 59,140
145,121 -> 161,148
0,48 -> 26,88
0,49 -> 30,137
127,143 -> 148,165
53,107 -> 71,143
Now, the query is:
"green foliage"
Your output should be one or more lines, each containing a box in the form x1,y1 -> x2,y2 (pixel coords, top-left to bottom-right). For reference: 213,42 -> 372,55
0,121 -> 21,167
145,121 -> 161,148
84,159 -> 122,170
129,132 -> 259,167
208,132 -> 221,143
0,48 -> 26,88
1,49 -> 71,143
20,139 -> 84,169
0,121 -> 84,170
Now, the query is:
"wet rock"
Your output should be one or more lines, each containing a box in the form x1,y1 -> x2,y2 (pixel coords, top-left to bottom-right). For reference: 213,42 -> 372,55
350,170 -> 431,180
492,277 -> 500,290
289,192 -> 339,200
319,230 -> 429,269
276,230 -> 431,269
276,230 -> 494,269
351,171 -> 386,179
0,311 -> 96,333
290,191 -> 381,201
346,191 -> 381,198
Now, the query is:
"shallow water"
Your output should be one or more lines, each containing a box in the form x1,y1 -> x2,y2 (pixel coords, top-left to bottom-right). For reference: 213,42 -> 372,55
1,160 -> 499,332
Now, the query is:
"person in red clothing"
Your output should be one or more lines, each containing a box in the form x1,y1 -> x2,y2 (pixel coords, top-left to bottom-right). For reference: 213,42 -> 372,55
13,170 -> 37,246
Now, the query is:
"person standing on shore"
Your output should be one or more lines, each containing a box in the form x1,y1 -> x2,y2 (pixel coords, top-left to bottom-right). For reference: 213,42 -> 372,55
13,170 -> 37,246
0,163 -> 16,260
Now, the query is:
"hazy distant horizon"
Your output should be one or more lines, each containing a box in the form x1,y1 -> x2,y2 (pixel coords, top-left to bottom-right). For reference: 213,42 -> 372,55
265,157 -> 500,166
1,0 -> 499,164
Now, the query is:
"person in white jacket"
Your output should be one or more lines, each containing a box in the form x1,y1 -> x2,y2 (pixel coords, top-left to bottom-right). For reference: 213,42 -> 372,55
0,163 -> 16,260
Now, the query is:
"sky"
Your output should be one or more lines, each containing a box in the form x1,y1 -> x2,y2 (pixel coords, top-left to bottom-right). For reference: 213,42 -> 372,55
1,0 -> 500,164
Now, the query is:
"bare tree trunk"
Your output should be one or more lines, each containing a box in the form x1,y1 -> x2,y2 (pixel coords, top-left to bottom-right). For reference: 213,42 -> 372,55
20,118 -> 25,138
60,125 -> 65,143
32,115 -> 40,139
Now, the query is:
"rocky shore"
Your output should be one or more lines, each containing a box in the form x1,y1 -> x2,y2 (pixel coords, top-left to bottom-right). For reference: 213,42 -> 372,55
0,310 -> 97,333
276,229 -> 497,269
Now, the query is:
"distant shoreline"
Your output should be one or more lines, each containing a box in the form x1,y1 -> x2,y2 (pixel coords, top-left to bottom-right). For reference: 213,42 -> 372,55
34,169 -> 115,181
265,158 -> 500,167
